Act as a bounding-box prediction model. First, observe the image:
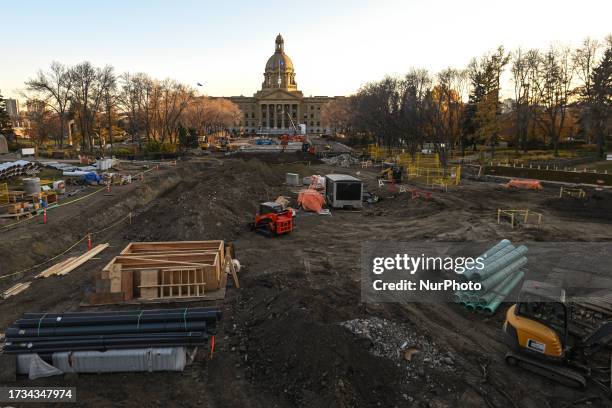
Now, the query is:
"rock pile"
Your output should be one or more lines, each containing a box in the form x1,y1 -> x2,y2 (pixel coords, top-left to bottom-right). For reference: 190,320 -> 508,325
321,154 -> 359,167
339,317 -> 456,380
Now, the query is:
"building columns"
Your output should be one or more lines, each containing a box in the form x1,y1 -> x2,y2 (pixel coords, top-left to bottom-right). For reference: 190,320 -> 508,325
281,105 -> 285,129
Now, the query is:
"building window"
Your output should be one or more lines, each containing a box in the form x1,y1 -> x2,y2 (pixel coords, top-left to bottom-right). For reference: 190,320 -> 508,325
317,121 -> 320,126
310,121 -> 314,126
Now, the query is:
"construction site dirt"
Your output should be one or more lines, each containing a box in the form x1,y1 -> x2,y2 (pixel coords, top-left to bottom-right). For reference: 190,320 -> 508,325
1,155 -> 611,408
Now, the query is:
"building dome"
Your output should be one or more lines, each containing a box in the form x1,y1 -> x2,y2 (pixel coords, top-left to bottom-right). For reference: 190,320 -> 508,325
265,53 -> 294,72
262,34 -> 297,90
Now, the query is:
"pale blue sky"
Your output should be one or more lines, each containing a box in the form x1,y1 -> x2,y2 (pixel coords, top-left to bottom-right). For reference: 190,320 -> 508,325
1,0 -> 610,101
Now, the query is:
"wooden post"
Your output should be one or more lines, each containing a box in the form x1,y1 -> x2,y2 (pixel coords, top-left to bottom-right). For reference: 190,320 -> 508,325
225,248 -> 240,289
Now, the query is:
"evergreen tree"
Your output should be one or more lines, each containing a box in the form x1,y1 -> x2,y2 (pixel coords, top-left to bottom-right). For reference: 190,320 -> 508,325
0,94 -> 14,136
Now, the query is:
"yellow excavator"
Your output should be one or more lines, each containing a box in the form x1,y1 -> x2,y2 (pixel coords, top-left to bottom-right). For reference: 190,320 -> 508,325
378,163 -> 402,183
503,280 -> 611,391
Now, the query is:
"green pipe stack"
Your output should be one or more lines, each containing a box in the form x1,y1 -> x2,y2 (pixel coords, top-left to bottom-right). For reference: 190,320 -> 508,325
454,239 -> 526,315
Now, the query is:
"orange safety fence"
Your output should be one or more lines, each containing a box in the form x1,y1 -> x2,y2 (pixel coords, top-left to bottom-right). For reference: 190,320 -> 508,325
504,179 -> 543,190
297,189 -> 325,212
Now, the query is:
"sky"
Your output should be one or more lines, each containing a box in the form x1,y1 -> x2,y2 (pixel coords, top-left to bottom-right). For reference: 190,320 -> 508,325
1,0 -> 611,102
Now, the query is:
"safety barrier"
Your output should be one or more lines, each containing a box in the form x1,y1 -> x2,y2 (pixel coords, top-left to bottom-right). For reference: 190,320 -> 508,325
497,209 -> 542,229
406,166 -> 461,187
559,186 -> 586,199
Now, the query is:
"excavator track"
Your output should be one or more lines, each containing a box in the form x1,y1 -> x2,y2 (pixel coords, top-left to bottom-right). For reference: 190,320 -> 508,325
505,352 -> 587,389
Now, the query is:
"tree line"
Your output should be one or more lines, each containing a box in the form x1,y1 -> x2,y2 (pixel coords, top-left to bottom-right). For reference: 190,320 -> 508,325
322,36 -> 612,160
21,62 -> 241,151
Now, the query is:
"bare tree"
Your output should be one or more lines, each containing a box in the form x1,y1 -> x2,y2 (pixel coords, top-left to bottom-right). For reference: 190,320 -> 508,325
511,48 -> 531,152
25,62 -> 73,147
25,99 -> 58,148
574,38 -> 600,143
538,46 -> 574,156
102,68 -> 117,154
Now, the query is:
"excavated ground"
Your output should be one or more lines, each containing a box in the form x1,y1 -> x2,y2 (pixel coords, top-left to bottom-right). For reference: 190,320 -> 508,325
0,154 -> 611,408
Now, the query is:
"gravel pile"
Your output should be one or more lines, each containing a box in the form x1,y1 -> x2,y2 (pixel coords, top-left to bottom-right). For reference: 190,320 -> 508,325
339,317 -> 456,379
321,154 -> 359,167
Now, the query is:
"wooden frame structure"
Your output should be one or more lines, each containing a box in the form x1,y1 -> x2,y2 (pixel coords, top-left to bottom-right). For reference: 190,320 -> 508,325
497,209 -> 542,229
91,241 -> 226,304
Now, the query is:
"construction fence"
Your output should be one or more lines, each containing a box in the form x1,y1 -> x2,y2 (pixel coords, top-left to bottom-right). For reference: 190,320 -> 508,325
366,146 -> 462,188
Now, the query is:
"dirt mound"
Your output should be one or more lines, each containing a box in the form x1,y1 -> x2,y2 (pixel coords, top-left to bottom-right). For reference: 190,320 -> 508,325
543,190 -> 612,222
126,159 -> 288,242
231,151 -> 322,165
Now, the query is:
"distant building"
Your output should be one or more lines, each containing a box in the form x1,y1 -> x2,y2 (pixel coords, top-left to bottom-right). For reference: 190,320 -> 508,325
5,98 -> 18,118
217,34 -> 343,135
26,99 -> 46,113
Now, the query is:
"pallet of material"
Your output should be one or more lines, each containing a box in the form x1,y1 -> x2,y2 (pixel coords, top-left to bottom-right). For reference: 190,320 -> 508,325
91,241 -> 226,304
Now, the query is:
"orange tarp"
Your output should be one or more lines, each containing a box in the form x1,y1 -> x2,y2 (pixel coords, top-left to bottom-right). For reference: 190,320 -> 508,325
298,189 -> 325,212
505,179 -> 543,190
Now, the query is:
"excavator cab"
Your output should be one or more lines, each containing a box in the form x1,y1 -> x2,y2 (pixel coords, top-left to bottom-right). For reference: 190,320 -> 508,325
515,281 -> 569,350
504,281 -> 568,359
503,280 -> 591,388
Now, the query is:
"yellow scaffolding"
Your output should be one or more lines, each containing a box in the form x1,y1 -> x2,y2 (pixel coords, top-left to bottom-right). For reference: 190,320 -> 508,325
405,166 -> 461,186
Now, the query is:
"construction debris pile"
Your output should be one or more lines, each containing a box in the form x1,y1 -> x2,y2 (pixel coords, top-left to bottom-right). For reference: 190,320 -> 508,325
340,317 -> 455,379
0,160 -> 40,180
454,239 -> 526,315
0,177 -> 62,220
321,154 -> 359,167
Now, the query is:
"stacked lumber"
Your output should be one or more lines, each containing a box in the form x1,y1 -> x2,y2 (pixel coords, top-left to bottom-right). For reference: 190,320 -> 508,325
91,241 -> 226,304
1,282 -> 32,300
36,244 -> 109,278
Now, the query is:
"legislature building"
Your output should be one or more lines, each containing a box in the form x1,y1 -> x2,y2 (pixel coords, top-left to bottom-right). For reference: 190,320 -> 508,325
225,34 -> 341,135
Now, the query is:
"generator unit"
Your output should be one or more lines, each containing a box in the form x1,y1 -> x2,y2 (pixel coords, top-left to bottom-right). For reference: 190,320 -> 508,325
325,174 -> 363,209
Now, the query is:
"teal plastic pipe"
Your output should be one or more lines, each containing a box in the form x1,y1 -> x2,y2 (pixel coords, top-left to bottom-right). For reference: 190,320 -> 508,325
477,270 -> 519,304
479,257 -> 527,292
465,302 -> 478,311
462,239 -> 512,280
482,271 -> 525,315
463,244 -> 517,282
473,246 -> 528,281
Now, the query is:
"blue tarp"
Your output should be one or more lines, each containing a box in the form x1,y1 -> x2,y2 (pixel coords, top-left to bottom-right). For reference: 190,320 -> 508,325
83,172 -> 101,183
